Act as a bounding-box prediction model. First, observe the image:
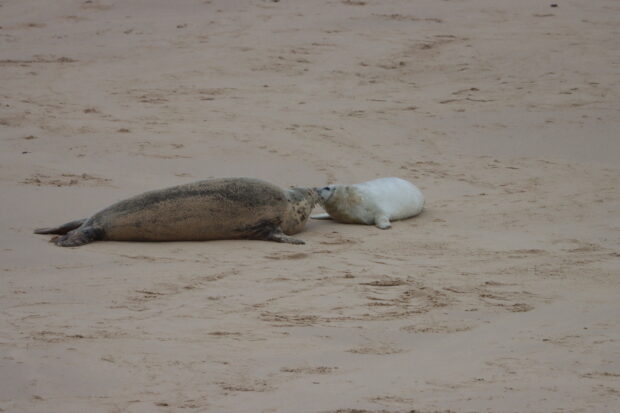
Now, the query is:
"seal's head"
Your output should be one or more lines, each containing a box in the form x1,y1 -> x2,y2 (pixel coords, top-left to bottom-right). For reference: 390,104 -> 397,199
315,185 -> 338,205
287,187 -> 321,206
281,186 -> 322,235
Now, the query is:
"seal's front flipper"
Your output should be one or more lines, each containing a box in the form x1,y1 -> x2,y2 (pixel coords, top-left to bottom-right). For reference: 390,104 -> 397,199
52,226 -> 103,247
374,215 -> 392,230
264,229 -> 305,245
310,213 -> 332,220
34,218 -> 87,235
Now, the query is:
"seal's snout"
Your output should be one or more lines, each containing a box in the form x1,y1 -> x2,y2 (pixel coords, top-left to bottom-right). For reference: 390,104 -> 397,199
316,185 -> 336,203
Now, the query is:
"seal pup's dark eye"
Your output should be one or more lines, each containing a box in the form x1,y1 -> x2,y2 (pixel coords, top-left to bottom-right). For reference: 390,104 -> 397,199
322,186 -> 330,191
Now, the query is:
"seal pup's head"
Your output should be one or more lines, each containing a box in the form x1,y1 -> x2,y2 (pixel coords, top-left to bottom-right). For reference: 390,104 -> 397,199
313,184 -> 367,224
315,185 -> 339,205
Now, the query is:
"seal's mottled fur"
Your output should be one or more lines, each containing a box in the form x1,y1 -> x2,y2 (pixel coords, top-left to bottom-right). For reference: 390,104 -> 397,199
35,178 -> 320,246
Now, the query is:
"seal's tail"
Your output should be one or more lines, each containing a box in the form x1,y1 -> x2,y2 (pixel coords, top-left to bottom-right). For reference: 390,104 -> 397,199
52,226 -> 103,247
34,219 -> 87,235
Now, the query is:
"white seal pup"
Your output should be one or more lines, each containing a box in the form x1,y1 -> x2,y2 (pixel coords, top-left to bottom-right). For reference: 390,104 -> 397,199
312,177 -> 424,229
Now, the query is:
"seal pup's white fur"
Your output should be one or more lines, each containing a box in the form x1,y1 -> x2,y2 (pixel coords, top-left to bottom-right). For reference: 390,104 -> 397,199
312,177 -> 424,229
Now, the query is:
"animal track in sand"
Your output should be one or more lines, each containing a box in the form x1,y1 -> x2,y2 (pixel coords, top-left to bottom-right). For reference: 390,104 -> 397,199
126,87 -> 235,105
280,366 -> 338,374
130,141 -> 191,159
30,328 -> 125,343
110,270 -> 238,312
117,252 -> 213,265
355,35 -> 462,77
443,281 -> 537,313
217,379 -> 273,393
62,15 -> 89,22
581,372 -> 620,379
30,331 -> 89,343
208,331 -> 242,337
319,232 -> 358,245
21,173 -> 111,187
401,321 -> 475,334
259,277 -> 450,327
264,252 -> 310,260
259,312 -> 320,326
133,289 -> 166,301
0,56 -> 77,66
368,396 -> 459,413
341,0 -> 367,6
80,0 -> 112,11
478,289 -> 535,312
320,410 -> 456,413
372,14 -> 443,23
360,279 -> 407,287
363,278 -> 450,312
369,395 -> 416,406
347,345 -> 404,355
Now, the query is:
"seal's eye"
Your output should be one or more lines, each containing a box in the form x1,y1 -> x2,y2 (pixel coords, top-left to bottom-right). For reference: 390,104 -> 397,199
322,187 -> 330,191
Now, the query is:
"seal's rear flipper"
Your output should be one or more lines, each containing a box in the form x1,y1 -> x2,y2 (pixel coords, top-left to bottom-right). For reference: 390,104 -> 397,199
35,219 -> 87,235
264,230 -> 305,245
52,226 -> 103,247
310,213 -> 332,220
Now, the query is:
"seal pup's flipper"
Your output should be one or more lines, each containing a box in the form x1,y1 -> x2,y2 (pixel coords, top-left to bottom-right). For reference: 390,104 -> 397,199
310,213 -> 332,220
52,226 -> 104,247
264,229 -> 305,245
34,219 -> 87,235
374,215 -> 392,230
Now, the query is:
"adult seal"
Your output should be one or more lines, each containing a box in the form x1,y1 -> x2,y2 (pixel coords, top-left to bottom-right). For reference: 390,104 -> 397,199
312,177 -> 424,229
35,177 -> 320,246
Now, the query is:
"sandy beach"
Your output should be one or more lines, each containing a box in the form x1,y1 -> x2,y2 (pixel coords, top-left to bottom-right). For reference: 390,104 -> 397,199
1,0 -> 619,412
